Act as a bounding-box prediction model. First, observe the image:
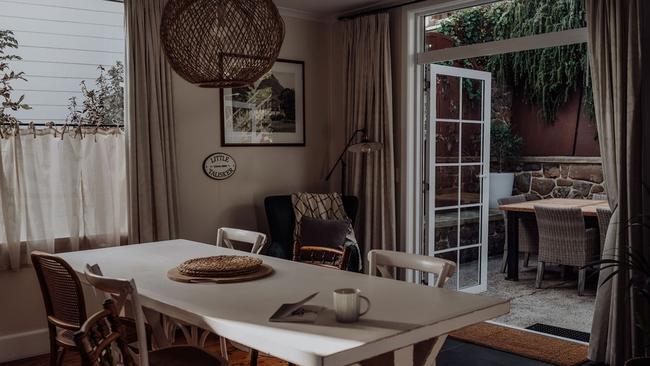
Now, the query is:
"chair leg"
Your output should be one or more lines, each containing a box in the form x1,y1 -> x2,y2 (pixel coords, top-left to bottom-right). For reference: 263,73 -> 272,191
249,349 -> 259,366
535,262 -> 545,289
219,337 -> 229,360
56,348 -> 66,366
523,252 -> 530,268
578,268 -> 587,296
500,248 -> 508,273
48,331 -> 59,366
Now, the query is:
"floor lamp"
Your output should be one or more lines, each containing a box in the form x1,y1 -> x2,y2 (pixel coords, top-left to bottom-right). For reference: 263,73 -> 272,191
325,128 -> 383,193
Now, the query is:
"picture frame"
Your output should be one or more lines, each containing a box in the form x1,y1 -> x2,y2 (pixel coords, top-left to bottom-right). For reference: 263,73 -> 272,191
220,59 -> 305,146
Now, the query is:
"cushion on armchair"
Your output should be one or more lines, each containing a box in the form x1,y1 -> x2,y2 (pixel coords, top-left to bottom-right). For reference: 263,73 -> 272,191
299,217 -> 348,248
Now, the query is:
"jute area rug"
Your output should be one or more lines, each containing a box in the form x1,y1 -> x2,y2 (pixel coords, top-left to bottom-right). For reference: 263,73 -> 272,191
450,322 -> 588,366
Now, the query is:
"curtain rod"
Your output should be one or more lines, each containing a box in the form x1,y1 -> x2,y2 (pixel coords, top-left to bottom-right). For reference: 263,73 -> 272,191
338,0 -> 425,20
1,122 -> 124,127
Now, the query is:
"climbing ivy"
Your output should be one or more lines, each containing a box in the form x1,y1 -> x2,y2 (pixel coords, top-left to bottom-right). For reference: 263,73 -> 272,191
436,0 -> 592,123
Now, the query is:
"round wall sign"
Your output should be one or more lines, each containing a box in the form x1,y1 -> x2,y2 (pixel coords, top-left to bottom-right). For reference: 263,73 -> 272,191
203,153 -> 236,180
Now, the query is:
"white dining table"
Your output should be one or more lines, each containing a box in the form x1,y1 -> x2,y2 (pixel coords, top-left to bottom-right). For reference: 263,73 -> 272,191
57,240 -> 509,366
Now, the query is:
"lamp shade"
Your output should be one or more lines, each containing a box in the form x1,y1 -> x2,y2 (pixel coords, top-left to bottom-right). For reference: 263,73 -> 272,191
160,0 -> 285,88
348,139 -> 383,153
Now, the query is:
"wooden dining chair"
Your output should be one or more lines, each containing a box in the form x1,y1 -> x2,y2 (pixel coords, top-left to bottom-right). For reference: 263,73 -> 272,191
216,227 -> 267,254
32,251 -> 87,366
534,206 -> 600,295
293,243 -> 351,270
364,250 -> 456,366
215,227 -> 267,363
162,228 -> 267,359
81,265 -> 227,366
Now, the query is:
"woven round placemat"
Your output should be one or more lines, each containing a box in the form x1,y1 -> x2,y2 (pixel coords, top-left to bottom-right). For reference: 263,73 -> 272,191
178,255 -> 262,277
168,264 -> 274,284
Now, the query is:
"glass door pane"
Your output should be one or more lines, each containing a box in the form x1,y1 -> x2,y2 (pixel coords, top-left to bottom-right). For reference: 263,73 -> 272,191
428,64 -> 491,293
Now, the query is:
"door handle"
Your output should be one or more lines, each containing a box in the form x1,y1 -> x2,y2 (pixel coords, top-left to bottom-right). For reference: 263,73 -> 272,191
476,174 -> 488,179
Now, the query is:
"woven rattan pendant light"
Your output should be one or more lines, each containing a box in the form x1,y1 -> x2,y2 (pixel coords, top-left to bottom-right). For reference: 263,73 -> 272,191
160,0 -> 285,88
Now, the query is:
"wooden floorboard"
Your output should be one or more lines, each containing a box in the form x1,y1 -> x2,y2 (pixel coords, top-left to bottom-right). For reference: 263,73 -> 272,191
0,335 -> 289,366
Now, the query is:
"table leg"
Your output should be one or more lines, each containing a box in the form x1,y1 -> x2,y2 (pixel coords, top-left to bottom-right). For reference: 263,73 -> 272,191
505,211 -> 520,281
142,307 -> 171,349
394,345 -> 414,366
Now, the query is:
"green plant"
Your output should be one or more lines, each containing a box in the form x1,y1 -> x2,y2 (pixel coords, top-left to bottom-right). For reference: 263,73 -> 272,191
0,29 -> 30,126
587,247 -> 650,355
66,62 -> 124,126
585,183 -> 650,357
490,120 -> 522,172
436,0 -> 592,124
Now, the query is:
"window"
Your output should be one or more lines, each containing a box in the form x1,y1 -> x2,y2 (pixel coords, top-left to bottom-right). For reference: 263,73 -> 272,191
0,0 -> 126,270
4,0 -> 125,124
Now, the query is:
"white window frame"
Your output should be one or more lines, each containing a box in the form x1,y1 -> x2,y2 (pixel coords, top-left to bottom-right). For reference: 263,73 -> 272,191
397,0 -> 588,283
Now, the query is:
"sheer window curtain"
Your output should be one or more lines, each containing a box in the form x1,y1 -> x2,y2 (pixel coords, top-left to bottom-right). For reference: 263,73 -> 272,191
0,127 -> 127,270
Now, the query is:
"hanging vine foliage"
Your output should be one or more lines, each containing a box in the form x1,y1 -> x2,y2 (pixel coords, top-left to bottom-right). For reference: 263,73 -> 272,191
436,0 -> 592,123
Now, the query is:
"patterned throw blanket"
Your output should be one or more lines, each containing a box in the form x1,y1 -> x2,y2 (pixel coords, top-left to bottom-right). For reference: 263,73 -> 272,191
291,192 -> 361,271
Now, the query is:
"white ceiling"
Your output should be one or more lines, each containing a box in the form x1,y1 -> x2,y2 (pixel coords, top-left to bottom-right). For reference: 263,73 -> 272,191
273,0 -> 400,19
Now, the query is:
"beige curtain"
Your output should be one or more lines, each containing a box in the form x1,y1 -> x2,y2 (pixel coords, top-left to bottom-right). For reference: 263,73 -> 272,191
587,0 -> 650,364
125,0 -> 179,243
342,14 -> 397,258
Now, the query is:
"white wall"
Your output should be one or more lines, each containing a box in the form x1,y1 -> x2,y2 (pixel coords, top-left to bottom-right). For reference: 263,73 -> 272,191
3,0 -> 124,123
174,16 -> 334,243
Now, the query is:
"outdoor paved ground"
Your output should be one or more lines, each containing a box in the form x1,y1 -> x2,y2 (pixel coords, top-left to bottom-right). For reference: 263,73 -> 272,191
484,255 -> 596,333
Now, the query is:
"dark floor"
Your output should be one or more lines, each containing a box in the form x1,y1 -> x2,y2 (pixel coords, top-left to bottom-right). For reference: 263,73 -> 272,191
439,339 -> 553,366
3,338 -> 597,366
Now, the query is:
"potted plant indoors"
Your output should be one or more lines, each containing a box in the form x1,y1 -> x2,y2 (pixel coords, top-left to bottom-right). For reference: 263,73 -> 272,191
489,120 -> 522,208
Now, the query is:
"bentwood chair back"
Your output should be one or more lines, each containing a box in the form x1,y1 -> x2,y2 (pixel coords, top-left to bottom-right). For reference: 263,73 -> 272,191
74,299 -> 136,366
365,250 -> 456,366
84,264 -> 150,366
216,227 -> 267,254
83,264 -> 228,366
367,249 -> 456,288
31,251 -> 87,366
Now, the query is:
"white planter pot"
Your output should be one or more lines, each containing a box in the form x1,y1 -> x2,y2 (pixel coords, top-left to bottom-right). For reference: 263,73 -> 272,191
489,172 -> 515,209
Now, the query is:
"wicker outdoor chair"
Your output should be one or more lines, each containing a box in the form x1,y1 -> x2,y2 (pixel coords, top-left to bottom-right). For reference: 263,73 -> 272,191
534,206 -> 600,296
596,207 -> 613,256
498,195 -> 540,273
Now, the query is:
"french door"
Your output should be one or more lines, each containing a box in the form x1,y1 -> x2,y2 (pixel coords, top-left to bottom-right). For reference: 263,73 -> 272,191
426,64 -> 491,293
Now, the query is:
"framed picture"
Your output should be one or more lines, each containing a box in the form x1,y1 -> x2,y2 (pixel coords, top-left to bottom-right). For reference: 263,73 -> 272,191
220,59 -> 305,146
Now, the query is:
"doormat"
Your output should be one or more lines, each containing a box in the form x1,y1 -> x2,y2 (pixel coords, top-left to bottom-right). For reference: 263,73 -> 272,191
526,323 -> 590,343
450,322 -> 588,366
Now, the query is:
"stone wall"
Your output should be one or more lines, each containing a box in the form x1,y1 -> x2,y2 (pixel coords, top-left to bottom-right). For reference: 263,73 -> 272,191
431,159 -> 603,260
513,160 -> 605,199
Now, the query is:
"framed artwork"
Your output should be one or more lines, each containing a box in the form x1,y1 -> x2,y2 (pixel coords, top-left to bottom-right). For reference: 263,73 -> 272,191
220,59 -> 305,146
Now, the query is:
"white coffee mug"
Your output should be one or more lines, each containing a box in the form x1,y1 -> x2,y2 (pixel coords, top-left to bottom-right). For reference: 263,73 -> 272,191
333,288 -> 371,323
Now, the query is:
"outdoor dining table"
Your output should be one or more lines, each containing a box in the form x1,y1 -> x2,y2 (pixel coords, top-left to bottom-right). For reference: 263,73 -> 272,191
499,198 -> 610,281
57,240 -> 509,366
